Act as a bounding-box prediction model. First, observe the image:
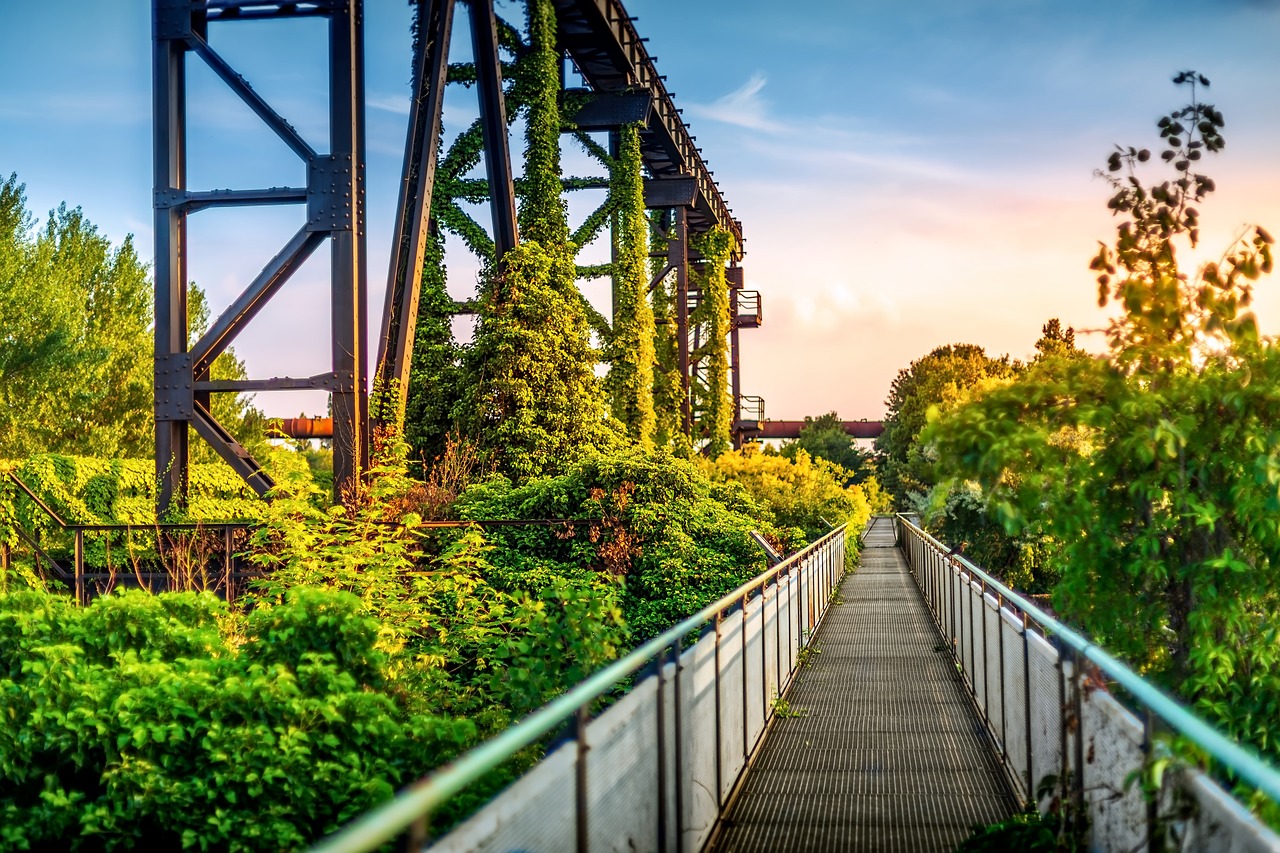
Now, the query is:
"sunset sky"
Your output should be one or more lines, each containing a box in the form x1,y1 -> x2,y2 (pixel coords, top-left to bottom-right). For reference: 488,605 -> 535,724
2,0 -> 1279,422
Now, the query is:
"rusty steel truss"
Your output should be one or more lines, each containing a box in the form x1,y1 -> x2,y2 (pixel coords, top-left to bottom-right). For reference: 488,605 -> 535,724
152,0 -> 761,512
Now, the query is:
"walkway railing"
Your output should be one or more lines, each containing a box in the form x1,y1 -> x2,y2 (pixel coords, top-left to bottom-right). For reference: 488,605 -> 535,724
896,514 -> 1280,850
311,525 -> 849,853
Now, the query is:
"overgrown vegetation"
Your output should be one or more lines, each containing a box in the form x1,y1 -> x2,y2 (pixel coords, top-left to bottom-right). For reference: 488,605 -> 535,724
928,73 -> 1280,766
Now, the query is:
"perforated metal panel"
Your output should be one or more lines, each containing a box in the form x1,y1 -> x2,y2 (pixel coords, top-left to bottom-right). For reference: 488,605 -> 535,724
431,743 -> 576,853
1080,688 -> 1146,851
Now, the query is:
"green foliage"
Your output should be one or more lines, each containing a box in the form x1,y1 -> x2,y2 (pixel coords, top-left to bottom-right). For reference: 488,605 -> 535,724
706,444 -> 887,542
875,342 -> 1017,506
928,73 -> 1280,760
453,448 -> 777,642
0,586 -> 476,850
462,240 -> 620,481
403,231 -> 465,471
0,175 -> 152,459
781,411 -> 873,484
651,215 -> 687,452
690,229 -> 734,458
517,0 -> 568,249
604,124 -> 657,447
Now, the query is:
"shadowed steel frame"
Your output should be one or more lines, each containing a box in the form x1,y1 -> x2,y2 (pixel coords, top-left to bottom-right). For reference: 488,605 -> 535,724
152,0 -> 368,512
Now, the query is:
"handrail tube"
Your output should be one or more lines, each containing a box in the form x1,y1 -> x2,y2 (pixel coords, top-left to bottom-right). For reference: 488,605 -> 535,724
895,513 -> 1280,805
310,524 -> 847,853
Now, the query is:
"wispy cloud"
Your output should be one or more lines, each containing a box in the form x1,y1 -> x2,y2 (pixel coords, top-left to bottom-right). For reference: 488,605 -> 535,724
685,73 -> 782,132
368,93 -> 410,116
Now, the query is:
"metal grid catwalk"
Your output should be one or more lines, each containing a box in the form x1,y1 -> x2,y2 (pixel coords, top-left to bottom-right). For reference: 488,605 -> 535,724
714,517 -> 1014,852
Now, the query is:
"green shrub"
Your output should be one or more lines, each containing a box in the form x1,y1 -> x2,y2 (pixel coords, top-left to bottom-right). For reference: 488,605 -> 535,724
0,586 -> 474,851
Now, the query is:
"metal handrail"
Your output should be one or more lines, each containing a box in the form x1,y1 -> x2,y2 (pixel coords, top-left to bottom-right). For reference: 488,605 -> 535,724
310,524 -> 848,853
895,513 -> 1280,805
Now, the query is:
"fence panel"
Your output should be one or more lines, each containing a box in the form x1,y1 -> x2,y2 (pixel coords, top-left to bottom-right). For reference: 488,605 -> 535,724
895,515 -> 1280,853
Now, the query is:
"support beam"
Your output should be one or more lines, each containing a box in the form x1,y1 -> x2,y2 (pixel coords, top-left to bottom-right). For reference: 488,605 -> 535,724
328,0 -> 369,497
153,0 -> 369,512
375,0 -> 454,425
469,0 -> 518,261
153,4 -> 189,512
563,88 -> 651,130
642,177 -> 697,210
730,285 -> 742,449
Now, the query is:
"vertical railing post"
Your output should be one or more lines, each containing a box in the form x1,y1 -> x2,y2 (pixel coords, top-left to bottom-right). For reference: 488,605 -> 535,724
74,528 -> 86,606
998,592 -> 1007,758
656,645 -> 668,853
980,578 -> 989,726
576,704 -> 590,853
1023,610 -> 1034,801
741,592 -> 749,764
714,608 -> 723,807
673,636 -> 684,853
1058,641 -> 1070,821
1072,653 -> 1086,825
223,525 -> 235,602
1144,707 -> 1159,853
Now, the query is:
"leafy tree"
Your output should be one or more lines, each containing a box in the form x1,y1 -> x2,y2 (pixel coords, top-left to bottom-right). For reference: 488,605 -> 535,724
781,411 -> 872,484
690,228 -> 734,458
707,444 -> 889,542
927,73 -> 1280,757
874,343 -> 1017,506
0,175 -> 152,459
1033,317 -> 1087,363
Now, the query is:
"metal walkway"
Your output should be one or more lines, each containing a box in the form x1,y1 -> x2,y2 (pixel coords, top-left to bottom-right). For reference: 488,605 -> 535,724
714,516 -> 1014,853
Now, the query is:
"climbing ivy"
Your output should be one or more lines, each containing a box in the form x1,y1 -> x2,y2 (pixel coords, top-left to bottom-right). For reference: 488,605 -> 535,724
517,0 -> 569,250
650,214 -> 686,451
403,230 -> 464,473
463,240 -> 619,480
690,228 -> 734,458
603,124 -> 657,447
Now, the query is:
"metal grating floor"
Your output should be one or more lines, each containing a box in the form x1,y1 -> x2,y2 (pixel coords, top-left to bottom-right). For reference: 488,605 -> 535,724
713,517 -> 1014,852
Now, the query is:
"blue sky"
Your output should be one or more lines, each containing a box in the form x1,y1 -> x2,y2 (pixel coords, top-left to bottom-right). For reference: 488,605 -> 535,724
2,1 -> 1280,422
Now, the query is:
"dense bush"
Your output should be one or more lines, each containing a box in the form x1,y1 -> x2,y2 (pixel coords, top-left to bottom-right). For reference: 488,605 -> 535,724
0,587 -> 476,850
705,444 -> 888,542
453,448 -> 780,641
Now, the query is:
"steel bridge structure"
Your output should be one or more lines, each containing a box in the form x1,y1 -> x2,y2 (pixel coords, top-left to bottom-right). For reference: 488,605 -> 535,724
150,0 -> 764,512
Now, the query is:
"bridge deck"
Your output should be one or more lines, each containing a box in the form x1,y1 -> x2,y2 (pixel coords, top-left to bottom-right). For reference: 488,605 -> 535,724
713,516 -> 1014,852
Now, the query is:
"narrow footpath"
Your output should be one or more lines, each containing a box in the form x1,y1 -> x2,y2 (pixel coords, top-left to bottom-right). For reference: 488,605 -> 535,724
714,516 -> 1014,852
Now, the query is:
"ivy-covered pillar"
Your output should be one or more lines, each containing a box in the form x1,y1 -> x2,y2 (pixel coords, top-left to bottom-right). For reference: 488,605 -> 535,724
604,124 -> 657,446
671,207 -> 691,434
690,228 -> 733,458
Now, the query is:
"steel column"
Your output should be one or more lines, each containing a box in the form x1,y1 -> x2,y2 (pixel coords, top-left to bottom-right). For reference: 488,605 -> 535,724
153,2 -> 190,512
329,0 -> 369,498
376,0 -> 455,425
152,0 -> 369,510
469,0 -> 518,261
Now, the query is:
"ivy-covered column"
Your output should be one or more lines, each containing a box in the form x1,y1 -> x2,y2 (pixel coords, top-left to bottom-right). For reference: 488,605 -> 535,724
604,124 -> 657,447
459,0 -> 616,479
651,212 -> 686,451
691,228 -> 733,458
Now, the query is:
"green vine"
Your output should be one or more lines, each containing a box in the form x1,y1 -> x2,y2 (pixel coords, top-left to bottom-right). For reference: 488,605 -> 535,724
690,228 -> 734,458
651,213 -> 686,451
603,124 -> 657,448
